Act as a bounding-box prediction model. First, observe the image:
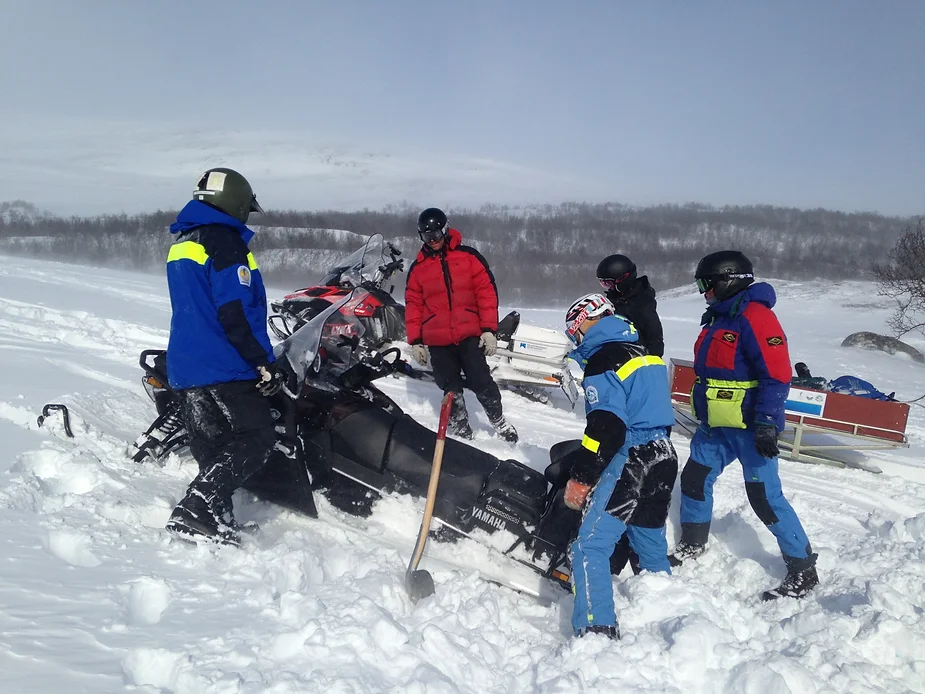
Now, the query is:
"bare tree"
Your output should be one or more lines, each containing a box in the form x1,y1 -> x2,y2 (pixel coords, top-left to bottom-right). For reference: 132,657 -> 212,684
873,219 -> 925,337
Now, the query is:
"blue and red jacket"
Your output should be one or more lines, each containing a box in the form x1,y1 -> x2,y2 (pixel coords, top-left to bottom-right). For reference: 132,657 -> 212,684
691,282 -> 791,432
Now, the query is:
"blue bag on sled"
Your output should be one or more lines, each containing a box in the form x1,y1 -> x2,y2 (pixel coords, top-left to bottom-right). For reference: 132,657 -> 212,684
826,375 -> 896,401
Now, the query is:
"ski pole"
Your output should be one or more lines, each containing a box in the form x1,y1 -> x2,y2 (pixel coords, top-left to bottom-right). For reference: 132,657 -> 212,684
404,391 -> 454,602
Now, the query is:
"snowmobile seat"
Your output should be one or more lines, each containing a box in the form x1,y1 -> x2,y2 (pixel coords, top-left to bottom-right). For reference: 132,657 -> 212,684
387,415 -> 497,506
497,311 -> 521,342
329,406 -> 395,473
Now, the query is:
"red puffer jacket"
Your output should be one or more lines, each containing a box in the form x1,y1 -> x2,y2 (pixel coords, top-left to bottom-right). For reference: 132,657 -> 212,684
404,228 -> 499,347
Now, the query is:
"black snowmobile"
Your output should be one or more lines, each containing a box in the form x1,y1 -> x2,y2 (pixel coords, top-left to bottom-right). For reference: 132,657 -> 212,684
130,292 -> 583,596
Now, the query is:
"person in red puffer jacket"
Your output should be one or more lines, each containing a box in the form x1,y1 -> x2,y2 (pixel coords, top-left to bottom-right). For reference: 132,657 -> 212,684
405,208 -> 518,443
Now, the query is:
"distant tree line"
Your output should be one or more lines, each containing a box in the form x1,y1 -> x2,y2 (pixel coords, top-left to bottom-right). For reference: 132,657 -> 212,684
0,200 -> 914,306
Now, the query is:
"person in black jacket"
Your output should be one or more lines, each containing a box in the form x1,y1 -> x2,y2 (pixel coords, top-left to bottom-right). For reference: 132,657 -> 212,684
596,255 -> 664,357
596,254 -> 666,575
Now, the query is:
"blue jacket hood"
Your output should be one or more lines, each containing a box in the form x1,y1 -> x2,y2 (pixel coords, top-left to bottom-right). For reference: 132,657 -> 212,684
570,314 -> 639,363
169,200 -> 255,244
703,281 -> 776,324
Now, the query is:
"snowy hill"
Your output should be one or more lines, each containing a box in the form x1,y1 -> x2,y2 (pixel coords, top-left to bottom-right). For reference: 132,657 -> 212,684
1,255 -> 924,693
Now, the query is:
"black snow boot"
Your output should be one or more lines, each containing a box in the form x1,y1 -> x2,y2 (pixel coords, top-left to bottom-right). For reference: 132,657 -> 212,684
668,540 -> 707,567
448,394 -> 474,440
213,496 -> 260,536
668,522 -> 710,566
489,415 -> 519,443
762,566 -> 819,601
578,624 -> 620,640
166,488 -> 241,547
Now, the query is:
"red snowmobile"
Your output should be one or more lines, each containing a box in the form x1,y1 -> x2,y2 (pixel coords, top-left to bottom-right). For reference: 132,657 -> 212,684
267,234 -> 580,406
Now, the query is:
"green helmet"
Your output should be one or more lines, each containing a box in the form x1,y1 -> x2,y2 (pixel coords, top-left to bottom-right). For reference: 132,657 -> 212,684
192,167 -> 264,223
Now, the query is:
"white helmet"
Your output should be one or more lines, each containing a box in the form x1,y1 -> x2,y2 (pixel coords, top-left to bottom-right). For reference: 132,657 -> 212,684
565,292 -> 614,344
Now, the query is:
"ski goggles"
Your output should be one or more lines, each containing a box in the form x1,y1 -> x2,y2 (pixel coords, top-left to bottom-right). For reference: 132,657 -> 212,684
695,277 -> 714,294
598,272 -> 631,293
696,273 -> 753,294
419,227 -> 447,243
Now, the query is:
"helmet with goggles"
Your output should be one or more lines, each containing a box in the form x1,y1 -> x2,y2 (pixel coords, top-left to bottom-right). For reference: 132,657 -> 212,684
695,250 -> 754,302
565,292 -> 615,344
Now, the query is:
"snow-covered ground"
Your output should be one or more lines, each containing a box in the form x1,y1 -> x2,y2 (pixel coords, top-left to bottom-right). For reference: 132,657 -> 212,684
1,254 -> 924,693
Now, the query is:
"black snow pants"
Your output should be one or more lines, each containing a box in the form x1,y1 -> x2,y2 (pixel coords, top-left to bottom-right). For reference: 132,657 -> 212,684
429,336 -> 504,424
177,380 -> 276,505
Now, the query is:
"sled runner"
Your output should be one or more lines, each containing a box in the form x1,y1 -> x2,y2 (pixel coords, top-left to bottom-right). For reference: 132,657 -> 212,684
266,233 -> 580,406
669,359 -> 909,474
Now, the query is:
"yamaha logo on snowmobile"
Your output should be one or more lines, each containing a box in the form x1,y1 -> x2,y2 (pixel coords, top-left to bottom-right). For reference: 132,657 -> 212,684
473,506 -> 507,531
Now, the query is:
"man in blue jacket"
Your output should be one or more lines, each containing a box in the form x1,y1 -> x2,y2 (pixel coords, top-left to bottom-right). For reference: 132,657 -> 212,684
669,250 -> 818,600
561,293 -> 678,639
164,168 -> 285,546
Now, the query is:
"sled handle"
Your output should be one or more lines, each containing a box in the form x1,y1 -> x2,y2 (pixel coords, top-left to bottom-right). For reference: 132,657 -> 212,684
404,391 -> 454,602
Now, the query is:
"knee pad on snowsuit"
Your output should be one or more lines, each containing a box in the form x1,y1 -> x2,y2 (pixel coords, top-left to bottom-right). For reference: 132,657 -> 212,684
745,481 -> 780,525
680,459 -> 712,501
628,440 -> 678,528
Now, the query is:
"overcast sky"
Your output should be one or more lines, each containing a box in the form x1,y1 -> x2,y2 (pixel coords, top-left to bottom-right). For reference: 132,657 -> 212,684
1,0 -> 922,216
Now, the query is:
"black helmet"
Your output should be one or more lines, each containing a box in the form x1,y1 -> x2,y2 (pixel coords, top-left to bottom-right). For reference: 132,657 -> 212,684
417,207 -> 449,243
193,168 -> 264,224
596,254 -> 637,295
695,250 -> 754,302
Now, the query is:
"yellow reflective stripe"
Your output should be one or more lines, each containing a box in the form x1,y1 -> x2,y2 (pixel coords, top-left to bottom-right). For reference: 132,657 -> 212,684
581,435 -> 600,453
615,355 -> 665,381
167,243 -> 259,272
704,378 -> 758,389
167,241 -> 208,265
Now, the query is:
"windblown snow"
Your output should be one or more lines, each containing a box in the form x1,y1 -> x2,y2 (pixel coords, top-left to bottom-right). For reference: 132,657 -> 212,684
1,255 -> 923,693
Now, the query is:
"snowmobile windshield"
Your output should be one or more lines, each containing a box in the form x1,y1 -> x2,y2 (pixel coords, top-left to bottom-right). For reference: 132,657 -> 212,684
318,234 -> 389,288
274,290 -> 367,386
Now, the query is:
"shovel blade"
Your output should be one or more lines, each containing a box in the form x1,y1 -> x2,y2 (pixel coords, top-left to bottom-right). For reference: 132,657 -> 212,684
405,569 -> 435,602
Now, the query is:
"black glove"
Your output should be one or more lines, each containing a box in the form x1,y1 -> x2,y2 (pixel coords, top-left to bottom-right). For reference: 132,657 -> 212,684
562,446 -> 607,486
256,362 -> 286,397
754,424 -> 780,458
337,334 -> 361,350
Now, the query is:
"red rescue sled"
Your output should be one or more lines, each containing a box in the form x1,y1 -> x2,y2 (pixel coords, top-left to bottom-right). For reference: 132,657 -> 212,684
669,359 -> 910,474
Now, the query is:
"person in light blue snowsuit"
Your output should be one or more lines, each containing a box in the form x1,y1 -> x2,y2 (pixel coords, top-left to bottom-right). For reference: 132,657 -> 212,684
560,293 -> 678,639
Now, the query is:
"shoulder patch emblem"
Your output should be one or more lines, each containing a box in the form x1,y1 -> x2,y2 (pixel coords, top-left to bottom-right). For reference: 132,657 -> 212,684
766,336 -> 784,346
722,332 -> 737,343
585,385 -> 599,405
237,265 -> 252,287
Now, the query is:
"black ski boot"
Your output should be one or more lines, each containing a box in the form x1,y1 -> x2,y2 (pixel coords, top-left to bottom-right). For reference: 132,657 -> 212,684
668,541 -> 706,567
761,566 -> 819,601
166,488 -> 241,547
668,522 -> 710,566
578,624 -> 620,640
213,496 -> 260,536
448,394 -> 474,440
489,415 -> 519,444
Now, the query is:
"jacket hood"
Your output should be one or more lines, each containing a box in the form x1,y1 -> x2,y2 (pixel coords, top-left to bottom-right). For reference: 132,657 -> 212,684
570,314 -> 639,364
169,200 -> 255,244
703,281 -> 776,323
417,227 -> 462,260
